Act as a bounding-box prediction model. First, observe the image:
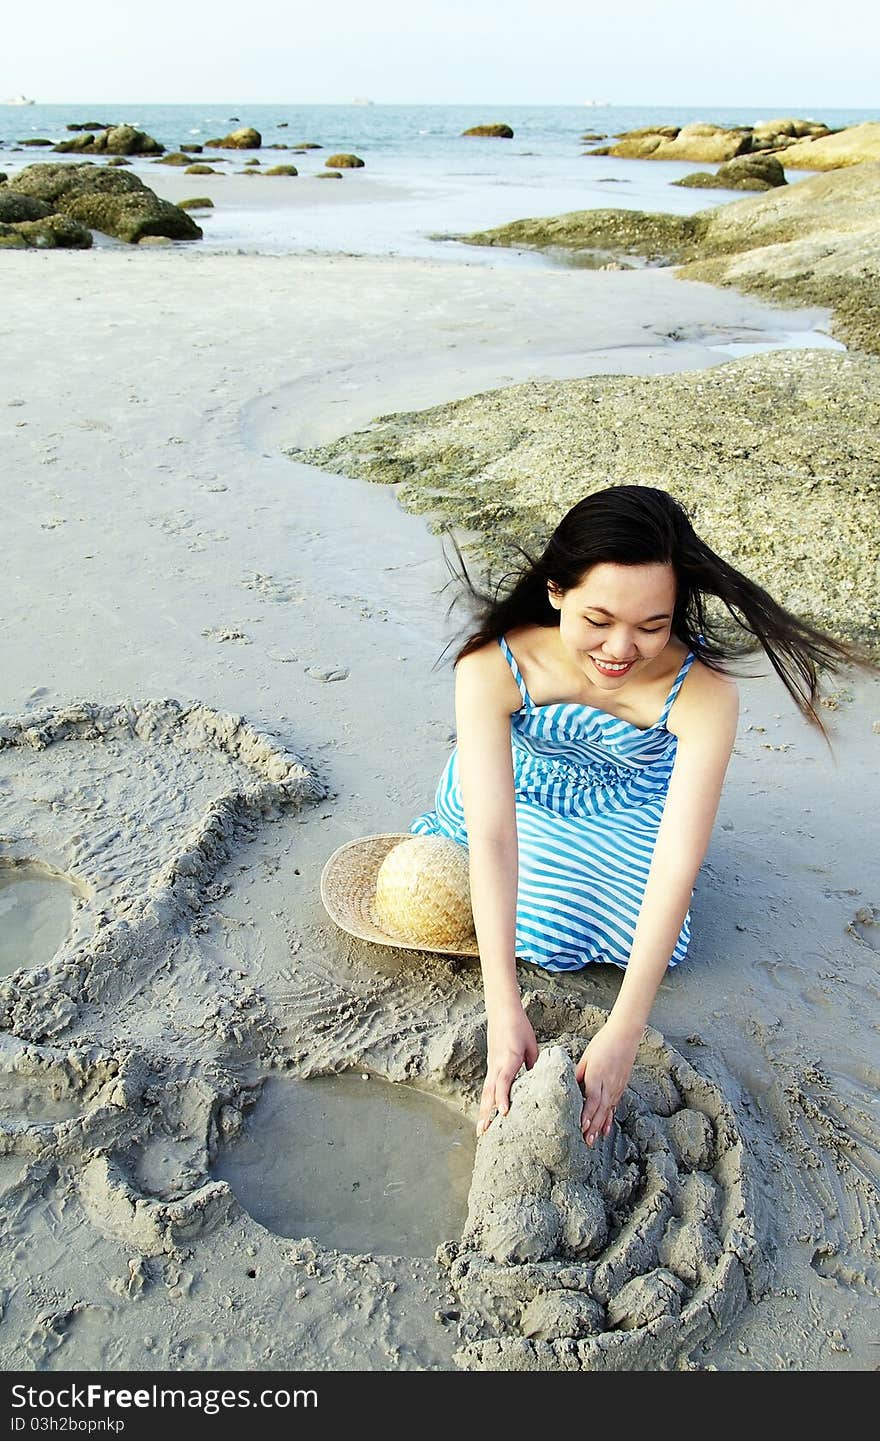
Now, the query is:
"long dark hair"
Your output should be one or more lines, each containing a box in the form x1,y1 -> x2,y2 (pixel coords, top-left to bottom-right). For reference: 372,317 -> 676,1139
434,484 -> 877,744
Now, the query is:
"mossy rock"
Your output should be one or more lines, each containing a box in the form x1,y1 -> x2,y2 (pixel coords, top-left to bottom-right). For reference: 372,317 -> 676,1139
185,164 -> 217,175
244,157 -> 261,166
0,214 -> 92,248
180,143 -> 203,153
0,173 -> 7,184
264,164 -> 298,176
106,156 -> 132,166
325,152 -> 364,167
155,152 -> 195,166
66,121 -> 113,132
295,141 -> 322,149
0,191 -> 53,223
178,196 -> 214,209
463,207 -> 705,263
206,127 -> 262,149
7,163 -> 202,243
19,138 -> 54,147
65,192 -> 203,242
54,124 -> 164,156
674,154 -> 787,192
462,124 -> 514,138
317,170 -> 342,179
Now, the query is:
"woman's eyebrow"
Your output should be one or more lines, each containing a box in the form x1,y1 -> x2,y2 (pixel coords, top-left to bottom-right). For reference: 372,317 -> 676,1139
585,606 -> 672,621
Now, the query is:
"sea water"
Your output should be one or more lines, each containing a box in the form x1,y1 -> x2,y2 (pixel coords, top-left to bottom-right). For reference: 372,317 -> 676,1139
2,103 -> 877,263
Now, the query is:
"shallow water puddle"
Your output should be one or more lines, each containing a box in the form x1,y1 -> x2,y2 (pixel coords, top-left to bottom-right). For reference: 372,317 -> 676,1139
212,1072 -> 476,1257
0,861 -> 82,976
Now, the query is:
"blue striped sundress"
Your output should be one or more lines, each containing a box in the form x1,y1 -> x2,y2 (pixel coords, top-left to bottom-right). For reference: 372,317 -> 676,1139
409,634 -> 700,972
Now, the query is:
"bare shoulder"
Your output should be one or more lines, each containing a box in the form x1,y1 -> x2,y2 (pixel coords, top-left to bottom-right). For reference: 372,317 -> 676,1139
667,656 -> 739,742
455,637 -> 523,718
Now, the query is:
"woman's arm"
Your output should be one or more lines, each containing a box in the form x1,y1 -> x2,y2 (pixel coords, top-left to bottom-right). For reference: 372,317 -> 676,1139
577,664 -> 740,1144
454,645 -> 539,1132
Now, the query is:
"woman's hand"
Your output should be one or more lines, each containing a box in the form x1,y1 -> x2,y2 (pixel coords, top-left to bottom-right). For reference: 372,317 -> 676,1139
476,1007 -> 539,1136
575,1018 -> 642,1146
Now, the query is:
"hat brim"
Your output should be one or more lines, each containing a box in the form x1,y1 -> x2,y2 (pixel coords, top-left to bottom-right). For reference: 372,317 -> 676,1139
320,832 -> 480,957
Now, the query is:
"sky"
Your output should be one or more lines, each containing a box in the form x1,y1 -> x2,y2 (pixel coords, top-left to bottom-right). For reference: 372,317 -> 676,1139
2,0 -> 878,107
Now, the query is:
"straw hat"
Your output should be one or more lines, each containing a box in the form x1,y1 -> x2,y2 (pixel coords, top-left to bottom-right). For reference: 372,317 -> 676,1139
320,832 -> 479,956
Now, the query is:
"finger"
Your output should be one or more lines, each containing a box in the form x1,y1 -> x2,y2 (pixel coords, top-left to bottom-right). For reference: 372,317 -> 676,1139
580,1085 -> 607,1145
583,1102 -> 615,1147
525,1037 -> 540,1068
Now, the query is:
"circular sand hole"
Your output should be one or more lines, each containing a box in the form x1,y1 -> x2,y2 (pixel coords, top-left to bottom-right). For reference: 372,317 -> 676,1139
0,860 -> 84,975
212,1073 -> 475,1257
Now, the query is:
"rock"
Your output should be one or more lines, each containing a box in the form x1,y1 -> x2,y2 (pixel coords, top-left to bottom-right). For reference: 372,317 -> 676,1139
295,141 -> 322,149
106,157 -> 131,167
463,208 -> 702,264
317,170 -> 342,179
66,121 -> 114,131
674,153 -> 787,191
263,165 -> 298,176
751,116 -> 832,146
178,196 -> 214,209
179,143 -> 203,153
54,124 -> 164,156
462,161 -> 880,357
205,127 -> 261,149
579,132 -> 607,142
155,152 -> 195,166
244,157 -> 261,166
138,235 -> 174,246
0,214 -> 92,249
184,164 -> 217,175
0,192 -> 53,223
462,124 -> 514,139
607,1268 -> 685,1329
6,163 -> 202,244
325,152 -> 364,167
0,173 -> 7,184
604,122 -> 751,163
19,138 -> 53,147
779,121 -> 880,170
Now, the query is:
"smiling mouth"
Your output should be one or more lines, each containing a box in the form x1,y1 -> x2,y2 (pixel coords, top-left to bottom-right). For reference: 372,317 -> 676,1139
592,657 -> 635,675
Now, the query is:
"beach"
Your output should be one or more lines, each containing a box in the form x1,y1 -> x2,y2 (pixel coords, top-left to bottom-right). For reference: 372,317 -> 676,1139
1,129 -> 879,1372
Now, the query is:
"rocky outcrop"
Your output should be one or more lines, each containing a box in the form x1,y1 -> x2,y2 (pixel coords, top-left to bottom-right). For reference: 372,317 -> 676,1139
462,124 -> 514,139
0,214 -> 92,248
263,165 -> 298,176
6,164 -> 202,244
595,122 -> 752,163
778,121 -> 880,170
289,348 -> 880,650
54,124 -> 164,156
204,127 -> 261,149
464,209 -> 702,265
749,117 -> 831,151
19,138 -> 53,147
462,161 -> 880,355
674,154 -> 787,191
185,164 -> 217,175
325,152 -> 364,167
0,191 -> 53,223
66,121 -> 114,131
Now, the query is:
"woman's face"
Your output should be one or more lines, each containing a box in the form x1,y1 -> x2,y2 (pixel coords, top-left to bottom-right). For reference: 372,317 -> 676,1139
548,561 -> 676,688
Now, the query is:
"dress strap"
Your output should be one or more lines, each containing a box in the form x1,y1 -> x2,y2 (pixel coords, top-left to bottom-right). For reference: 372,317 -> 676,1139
658,641 -> 702,728
498,635 -> 531,709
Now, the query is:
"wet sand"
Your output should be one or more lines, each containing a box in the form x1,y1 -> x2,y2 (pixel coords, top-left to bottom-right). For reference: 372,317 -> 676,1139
1,246 -> 877,1371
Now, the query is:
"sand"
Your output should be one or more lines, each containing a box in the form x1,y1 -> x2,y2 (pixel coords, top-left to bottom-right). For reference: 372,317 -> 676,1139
1,243 -> 878,1371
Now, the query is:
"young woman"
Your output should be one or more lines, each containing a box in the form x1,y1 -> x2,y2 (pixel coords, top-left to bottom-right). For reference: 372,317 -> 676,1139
408,485 -> 873,1149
